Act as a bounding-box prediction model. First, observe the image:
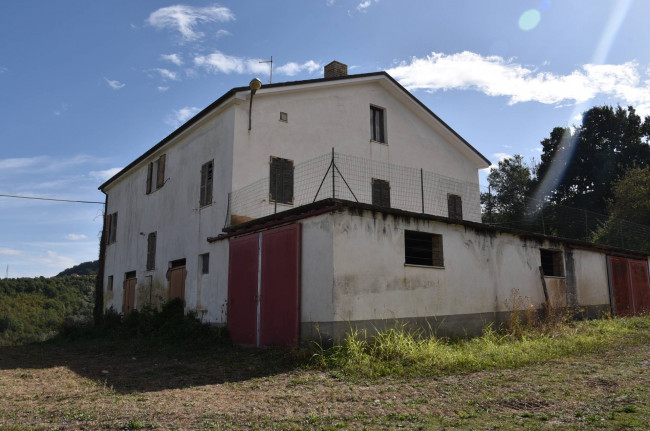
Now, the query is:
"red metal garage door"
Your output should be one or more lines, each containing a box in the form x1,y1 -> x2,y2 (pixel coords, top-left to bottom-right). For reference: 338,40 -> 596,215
608,256 -> 650,316
227,233 -> 259,346
260,224 -> 301,346
227,224 -> 301,347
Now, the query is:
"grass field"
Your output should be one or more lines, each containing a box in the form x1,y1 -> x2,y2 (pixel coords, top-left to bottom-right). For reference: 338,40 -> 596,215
0,316 -> 648,430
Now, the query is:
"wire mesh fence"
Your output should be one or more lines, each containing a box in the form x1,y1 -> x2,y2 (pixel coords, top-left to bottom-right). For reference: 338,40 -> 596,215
225,150 -> 481,227
480,187 -> 650,253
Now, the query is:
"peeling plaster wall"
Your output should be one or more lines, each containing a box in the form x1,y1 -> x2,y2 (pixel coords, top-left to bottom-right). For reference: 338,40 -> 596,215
328,209 -> 611,328
102,107 -> 235,323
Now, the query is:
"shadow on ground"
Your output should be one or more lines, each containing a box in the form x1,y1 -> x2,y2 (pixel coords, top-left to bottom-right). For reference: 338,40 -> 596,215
0,339 -> 307,394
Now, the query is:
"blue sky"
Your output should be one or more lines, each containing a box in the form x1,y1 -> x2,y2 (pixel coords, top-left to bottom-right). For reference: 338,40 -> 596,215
1,0 -> 650,277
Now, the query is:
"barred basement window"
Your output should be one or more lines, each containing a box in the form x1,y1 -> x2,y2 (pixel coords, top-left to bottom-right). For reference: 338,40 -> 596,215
200,160 -> 214,207
106,212 -> 118,244
146,232 -> 157,271
405,230 -> 444,267
541,249 -> 564,277
370,105 -> 386,143
269,156 -> 294,204
447,194 -> 463,220
371,178 -> 391,208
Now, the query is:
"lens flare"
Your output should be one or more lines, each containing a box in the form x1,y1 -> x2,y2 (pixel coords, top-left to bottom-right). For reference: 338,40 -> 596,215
518,9 -> 541,31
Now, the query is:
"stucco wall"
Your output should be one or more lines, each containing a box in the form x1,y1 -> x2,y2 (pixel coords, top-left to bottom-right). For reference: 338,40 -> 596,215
102,107 -> 235,323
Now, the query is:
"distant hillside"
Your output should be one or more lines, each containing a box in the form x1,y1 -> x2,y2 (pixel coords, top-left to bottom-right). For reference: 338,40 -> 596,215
0,275 -> 95,346
57,260 -> 99,277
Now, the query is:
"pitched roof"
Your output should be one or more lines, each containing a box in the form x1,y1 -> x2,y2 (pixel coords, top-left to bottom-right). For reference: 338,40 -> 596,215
99,71 -> 490,191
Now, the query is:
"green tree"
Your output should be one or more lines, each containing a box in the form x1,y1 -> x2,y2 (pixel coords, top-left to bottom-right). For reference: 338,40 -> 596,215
481,155 -> 532,225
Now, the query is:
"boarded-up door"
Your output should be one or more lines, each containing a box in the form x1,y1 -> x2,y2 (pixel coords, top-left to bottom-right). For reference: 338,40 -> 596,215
608,256 -> 650,316
169,266 -> 186,305
123,277 -> 136,315
227,224 -> 301,346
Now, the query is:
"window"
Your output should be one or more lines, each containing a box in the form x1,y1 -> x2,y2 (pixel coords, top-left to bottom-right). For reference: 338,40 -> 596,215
269,156 -> 294,204
279,112 -> 288,122
405,230 -> 444,267
146,154 -> 166,193
146,232 -> 157,271
541,249 -> 564,277
372,178 -> 391,208
370,105 -> 385,143
106,212 -> 118,244
125,270 -> 136,279
200,160 -> 214,207
107,275 -> 113,292
447,194 -> 463,220
200,253 -> 210,274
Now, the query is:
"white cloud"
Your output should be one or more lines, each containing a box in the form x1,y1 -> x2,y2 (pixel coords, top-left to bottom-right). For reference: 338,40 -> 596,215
89,167 -> 122,181
0,248 -> 21,256
0,156 -> 49,170
153,68 -> 180,81
147,4 -> 235,42
166,106 -> 200,127
37,250 -> 76,269
387,52 -> 650,111
327,0 -> 336,5
357,0 -> 378,12
104,77 -> 125,90
158,86 -> 169,92
493,152 -> 513,162
216,29 -> 231,38
53,103 -> 70,116
195,51 -> 321,77
65,233 -> 88,241
161,53 -> 183,66
276,61 -> 322,76
0,66 -> 7,73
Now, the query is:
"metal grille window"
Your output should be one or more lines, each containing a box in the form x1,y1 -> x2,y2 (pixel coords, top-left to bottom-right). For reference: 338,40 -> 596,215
372,178 -> 391,208
405,230 -> 444,267
146,232 -> 157,271
200,160 -> 214,207
269,156 -> 294,204
541,249 -> 564,277
106,212 -> 118,244
370,106 -> 385,143
447,194 -> 463,220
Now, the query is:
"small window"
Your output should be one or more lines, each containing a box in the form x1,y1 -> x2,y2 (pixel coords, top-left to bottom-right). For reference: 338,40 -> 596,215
107,275 -> 113,292
269,156 -> 294,204
200,160 -> 214,207
405,230 -> 444,267
370,106 -> 385,143
279,112 -> 288,122
156,154 -> 166,189
371,178 -> 391,208
447,194 -> 463,220
125,270 -> 136,279
200,253 -> 209,274
541,249 -> 564,277
106,212 -> 118,244
146,232 -> 157,271
170,258 -> 186,269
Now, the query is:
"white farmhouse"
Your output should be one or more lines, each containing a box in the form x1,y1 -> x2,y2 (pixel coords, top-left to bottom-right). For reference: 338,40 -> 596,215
99,61 -> 650,346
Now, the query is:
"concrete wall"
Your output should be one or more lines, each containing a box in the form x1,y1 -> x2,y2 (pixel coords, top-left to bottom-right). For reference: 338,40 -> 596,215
102,107 -> 235,323
298,208 -> 613,340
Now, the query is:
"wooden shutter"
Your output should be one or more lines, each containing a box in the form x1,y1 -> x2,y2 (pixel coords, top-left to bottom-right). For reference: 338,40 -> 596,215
146,232 -> 156,270
146,162 -> 153,194
372,179 -> 390,208
270,157 -> 294,204
200,163 -> 207,206
156,154 -> 166,189
448,194 -> 462,220
205,161 -> 213,205
431,235 -> 444,267
110,212 -> 117,243
282,159 -> 294,204
105,213 -> 112,244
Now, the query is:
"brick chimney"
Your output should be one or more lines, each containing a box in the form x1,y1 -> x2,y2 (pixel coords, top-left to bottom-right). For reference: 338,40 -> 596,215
324,61 -> 348,78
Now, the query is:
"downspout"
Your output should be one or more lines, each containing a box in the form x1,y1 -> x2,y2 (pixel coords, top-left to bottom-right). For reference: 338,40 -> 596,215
94,192 -> 108,327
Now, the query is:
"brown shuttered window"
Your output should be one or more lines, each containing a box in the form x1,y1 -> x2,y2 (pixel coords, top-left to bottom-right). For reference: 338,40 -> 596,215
106,212 -> 118,244
269,156 -> 294,204
146,162 -> 153,194
405,230 -> 444,267
200,160 -> 214,207
156,154 -> 166,189
370,106 -> 385,143
371,178 -> 391,208
447,194 -> 463,220
146,232 -> 157,271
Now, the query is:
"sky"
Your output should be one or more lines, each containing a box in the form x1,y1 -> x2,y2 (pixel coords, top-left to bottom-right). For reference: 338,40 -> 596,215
1,0 -> 650,277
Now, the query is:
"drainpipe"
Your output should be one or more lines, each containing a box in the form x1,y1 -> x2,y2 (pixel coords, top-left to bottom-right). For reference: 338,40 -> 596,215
94,193 -> 108,327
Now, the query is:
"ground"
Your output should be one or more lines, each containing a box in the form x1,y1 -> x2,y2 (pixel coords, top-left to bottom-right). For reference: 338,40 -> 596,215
0,339 -> 648,430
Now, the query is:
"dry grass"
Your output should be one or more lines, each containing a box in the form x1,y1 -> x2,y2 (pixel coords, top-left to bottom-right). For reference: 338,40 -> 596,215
0,318 -> 648,430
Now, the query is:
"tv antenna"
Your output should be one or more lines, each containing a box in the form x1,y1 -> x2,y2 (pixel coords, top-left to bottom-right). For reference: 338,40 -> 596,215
259,56 -> 273,84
